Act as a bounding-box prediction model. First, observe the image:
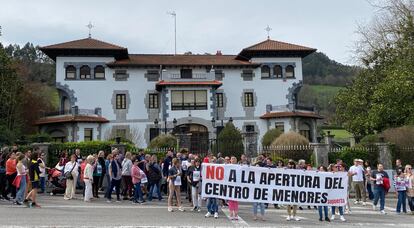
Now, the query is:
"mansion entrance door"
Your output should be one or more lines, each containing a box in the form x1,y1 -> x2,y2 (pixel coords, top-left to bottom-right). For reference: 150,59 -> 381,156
173,124 -> 209,156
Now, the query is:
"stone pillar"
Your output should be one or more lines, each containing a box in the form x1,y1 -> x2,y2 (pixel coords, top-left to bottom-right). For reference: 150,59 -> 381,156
31,143 -> 51,165
375,142 -> 392,169
310,143 -> 329,167
324,131 -> 335,146
350,136 -> 356,147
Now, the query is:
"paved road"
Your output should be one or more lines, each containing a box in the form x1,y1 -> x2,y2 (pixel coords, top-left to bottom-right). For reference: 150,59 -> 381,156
0,194 -> 413,227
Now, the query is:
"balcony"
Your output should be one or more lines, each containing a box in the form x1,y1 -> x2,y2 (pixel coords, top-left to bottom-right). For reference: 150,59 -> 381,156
164,72 -> 215,81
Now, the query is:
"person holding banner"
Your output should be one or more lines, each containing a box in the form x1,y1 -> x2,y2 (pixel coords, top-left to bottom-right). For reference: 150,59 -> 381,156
228,156 -> 240,220
167,158 -> 184,212
328,163 -> 346,222
188,158 -> 202,212
317,166 -> 330,222
286,161 -> 300,221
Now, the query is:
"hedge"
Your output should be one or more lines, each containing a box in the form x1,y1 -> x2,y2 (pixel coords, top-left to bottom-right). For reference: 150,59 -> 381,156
47,141 -> 135,167
328,147 -> 379,168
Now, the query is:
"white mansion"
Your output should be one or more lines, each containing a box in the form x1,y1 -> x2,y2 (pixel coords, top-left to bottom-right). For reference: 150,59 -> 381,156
36,37 -> 322,154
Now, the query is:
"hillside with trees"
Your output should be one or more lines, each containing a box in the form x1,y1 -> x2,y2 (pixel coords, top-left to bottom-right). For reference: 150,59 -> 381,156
0,41 -> 57,144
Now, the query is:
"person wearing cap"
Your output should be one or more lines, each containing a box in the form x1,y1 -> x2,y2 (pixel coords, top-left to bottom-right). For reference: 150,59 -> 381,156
349,159 -> 367,205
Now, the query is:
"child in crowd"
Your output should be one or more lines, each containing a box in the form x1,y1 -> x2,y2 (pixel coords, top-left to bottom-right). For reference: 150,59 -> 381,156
228,156 -> 239,220
395,170 -> 409,214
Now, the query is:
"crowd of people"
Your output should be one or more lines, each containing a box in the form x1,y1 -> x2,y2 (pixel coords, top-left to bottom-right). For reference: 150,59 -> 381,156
0,145 -> 413,222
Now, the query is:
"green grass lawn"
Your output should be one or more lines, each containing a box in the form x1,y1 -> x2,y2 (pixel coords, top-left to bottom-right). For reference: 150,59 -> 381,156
309,85 -> 343,94
323,129 -> 352,140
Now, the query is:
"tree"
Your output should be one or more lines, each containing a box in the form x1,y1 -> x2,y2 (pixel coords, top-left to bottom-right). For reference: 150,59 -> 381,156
261,128 -> 282,147
335,0 -> 414,136
0,46 -> 23,144
217,122 -> 244,158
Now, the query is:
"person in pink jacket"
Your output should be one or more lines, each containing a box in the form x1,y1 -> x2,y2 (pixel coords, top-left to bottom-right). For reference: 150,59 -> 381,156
131,159 -> 144,204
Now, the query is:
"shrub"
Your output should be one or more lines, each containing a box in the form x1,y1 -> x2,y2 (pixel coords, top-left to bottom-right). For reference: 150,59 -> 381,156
217,122 -> 244,158
271,131 -> 309,146
328,147 -> 379,168
148,134 -> 177,149
261,128 -> 282,147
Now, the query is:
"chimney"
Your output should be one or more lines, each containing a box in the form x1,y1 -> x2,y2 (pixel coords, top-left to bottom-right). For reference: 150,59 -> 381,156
216,50 -> 222,55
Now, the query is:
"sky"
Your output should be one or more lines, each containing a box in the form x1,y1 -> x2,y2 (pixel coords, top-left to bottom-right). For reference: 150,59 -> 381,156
0,0 -> 377,65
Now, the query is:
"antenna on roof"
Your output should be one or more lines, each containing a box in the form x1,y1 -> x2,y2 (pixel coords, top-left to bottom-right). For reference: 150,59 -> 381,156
265,25 -> 272,40
167,11 -> 177,55
86,21 -> 94,38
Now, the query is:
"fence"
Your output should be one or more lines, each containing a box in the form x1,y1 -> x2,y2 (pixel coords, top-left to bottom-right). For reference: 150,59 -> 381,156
258,145 -> 314,163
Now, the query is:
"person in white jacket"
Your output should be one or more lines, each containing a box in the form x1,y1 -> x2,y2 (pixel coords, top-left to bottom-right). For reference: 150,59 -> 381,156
83,155 -> 95,202
64,155 -> 79,200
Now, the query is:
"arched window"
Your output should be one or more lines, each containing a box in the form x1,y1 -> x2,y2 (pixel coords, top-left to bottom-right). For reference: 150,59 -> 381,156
285,65 -> 295,78
273,65 -> 282,78
65,65 -> 76,79
80,65 -> 91,79
94,65 -> 105,79
261,65 -> 270,78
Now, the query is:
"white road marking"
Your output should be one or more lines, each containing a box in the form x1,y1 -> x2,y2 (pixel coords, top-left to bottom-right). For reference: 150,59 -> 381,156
366,202 -> 397,212
221,207 -> 249,227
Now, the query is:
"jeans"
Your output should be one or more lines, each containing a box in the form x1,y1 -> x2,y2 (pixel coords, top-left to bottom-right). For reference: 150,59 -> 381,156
39,177 -> 46,193
318,206 -> 329,219
148,181 -> 162,201
367,183 -> 374,200
396,191 -> 407,213
106,179 -> 121,200
373,186 -> 386,210
16,176 -> 26,203
407,195 -> 414,212
134,183 -> 143,202
253,202 -> 265,216
207,198 -> 218,213
331,206 -> 344,216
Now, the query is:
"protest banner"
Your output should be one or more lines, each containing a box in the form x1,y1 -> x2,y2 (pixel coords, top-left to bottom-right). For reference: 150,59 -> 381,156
201,163 -> 348,206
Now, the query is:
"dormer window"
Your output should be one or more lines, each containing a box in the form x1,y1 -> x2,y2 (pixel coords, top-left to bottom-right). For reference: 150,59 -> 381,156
261,65 -> 270,78
94,65 -> 105,79
65,65 -> 76,79
286,65 -> 295,78
274,65 -> 282,78
80,65 -> 91,79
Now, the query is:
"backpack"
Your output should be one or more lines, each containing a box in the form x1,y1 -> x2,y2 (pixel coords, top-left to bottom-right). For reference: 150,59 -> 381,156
148,164 -> 162,182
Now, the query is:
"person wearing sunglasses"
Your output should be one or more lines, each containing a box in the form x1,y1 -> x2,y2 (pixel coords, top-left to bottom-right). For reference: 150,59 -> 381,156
405,165 -> 414,214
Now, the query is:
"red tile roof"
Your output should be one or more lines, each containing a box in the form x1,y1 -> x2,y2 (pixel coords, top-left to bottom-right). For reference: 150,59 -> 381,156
260,111 -> 323,119
39,38 -> 129,60
243,39 -> 316,52
156,80 -> 222,86
40,38 -> 126,50
34,115 -> 109,125
107,54 -> 256,67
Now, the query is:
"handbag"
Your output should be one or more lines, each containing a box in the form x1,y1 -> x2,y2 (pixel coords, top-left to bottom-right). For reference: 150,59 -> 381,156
64,162 -> 77,180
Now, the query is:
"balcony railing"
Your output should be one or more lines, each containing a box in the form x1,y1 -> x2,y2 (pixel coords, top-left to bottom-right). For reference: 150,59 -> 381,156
266,104 -> 316,113
165,73 -> 214,81
42,108 -> 99,117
